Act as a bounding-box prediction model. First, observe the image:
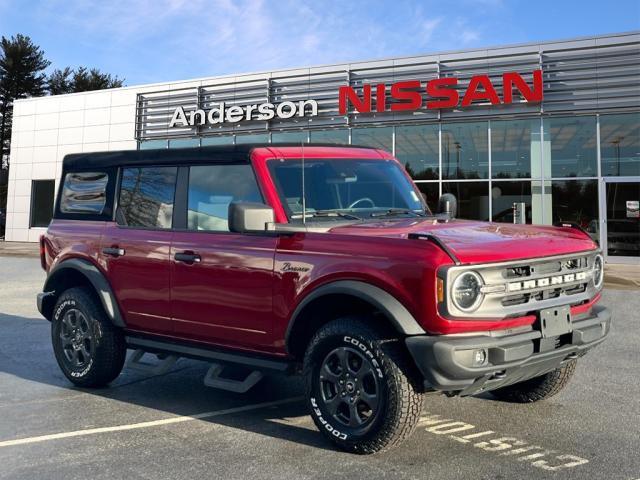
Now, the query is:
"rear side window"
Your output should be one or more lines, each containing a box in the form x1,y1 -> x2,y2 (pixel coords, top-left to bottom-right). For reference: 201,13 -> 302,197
118,167 -> 178,229
187,164 -> 262,231
60,172 -> 109,214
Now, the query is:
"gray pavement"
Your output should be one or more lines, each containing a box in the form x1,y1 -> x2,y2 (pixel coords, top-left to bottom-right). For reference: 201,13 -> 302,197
0,256 -> 638,480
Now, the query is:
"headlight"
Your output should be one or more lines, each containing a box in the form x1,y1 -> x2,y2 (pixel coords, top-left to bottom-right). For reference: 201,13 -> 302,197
593,254 -> 604,289
452,271 -> 484,312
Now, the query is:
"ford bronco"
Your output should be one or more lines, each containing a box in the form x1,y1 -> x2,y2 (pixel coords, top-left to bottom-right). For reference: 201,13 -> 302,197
37,144 -> 610,454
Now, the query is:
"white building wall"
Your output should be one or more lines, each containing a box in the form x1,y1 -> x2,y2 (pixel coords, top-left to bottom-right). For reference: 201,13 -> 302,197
5,88 -> 139,241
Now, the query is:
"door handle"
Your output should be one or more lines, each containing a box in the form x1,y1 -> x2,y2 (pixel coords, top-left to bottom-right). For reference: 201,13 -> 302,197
174,252 -> 202,264
102,247 -> 125,257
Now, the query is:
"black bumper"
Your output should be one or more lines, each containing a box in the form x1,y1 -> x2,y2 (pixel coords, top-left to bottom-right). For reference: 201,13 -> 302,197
406,305 -> 611,396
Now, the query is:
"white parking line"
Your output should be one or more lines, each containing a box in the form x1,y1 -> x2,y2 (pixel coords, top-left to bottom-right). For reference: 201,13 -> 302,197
418,413 -> 590,472
0,397 -> 304,448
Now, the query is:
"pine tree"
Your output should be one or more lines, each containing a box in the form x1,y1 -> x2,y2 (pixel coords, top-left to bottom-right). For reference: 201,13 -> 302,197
0,34 -> 50,169
47,66 -> 124,94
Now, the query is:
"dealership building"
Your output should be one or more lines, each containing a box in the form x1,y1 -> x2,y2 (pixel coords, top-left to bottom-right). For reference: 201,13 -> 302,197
5,31 -> 639,262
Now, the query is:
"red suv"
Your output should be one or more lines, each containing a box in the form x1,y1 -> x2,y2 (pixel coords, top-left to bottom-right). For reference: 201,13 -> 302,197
37,144 -> 610,454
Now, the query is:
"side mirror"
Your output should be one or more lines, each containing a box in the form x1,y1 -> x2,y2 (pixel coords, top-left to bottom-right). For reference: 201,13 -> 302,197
437,193 -> 457,219
228,202 -> 275,233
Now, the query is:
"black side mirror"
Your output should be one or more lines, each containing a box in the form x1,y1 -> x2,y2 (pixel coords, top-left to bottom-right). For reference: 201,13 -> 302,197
437,193 -> 457,219
228,202 -> 275,233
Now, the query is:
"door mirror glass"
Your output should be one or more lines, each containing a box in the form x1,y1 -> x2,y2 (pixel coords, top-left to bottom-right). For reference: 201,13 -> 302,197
228,202 -> 275,233
437,193 -> 458,218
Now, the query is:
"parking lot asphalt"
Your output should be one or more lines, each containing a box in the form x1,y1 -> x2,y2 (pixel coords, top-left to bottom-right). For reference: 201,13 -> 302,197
0,256 -> 638,480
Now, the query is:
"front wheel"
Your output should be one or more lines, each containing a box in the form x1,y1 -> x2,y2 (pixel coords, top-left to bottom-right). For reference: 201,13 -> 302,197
490,360 -> 577,403
303,317 -> 424,454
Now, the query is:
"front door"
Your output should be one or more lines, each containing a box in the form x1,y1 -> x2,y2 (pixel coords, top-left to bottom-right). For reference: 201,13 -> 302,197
170,163 -> 277,351
601,178 -> 640,262
101,166 -> 178,335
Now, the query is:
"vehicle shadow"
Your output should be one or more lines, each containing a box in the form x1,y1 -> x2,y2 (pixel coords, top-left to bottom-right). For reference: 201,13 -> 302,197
0,313 -> 333,451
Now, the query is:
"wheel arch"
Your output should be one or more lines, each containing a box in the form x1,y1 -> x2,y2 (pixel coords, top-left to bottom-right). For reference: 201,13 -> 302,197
40,258 -> 125,328
285,280 -> 424,359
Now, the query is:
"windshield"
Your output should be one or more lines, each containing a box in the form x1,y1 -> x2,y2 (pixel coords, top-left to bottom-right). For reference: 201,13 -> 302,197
268,158 -> 430,221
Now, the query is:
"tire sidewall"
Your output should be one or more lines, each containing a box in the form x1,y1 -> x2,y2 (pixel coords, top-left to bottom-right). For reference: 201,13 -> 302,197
305,329 -> 390,444
51,292 -> 103,381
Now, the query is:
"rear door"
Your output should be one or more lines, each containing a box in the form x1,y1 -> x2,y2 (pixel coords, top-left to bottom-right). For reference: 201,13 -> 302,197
101,166 -> 178,335
170,163 -> 277,350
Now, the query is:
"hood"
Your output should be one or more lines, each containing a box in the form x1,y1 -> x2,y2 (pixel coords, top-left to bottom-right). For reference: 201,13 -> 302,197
328,218 -> 598,264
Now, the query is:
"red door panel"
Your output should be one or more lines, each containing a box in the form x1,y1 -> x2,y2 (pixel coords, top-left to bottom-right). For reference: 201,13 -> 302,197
101,224 -> 173,335
170,232 -> 277,350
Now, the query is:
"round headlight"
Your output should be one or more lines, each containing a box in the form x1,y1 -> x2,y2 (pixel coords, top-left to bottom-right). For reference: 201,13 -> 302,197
452,271 -> 484,312
593,254 -> 604,289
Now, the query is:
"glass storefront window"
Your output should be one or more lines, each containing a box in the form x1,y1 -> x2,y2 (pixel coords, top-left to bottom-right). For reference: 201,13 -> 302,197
169,138 -> 200,149
351,127 -> 393,152
414,182 -> 439,214
139,139 -> 168,150
310,129 -> 349,144
605,181 -> 640,256
491,119 -> 540,179
235,133 -> 269,144
491,181 -> 543,224
600,113 -> 640,177
201,136 -> 233,146
272,131 -> 309,143
551,180 -> 600,243
395,125 -> 439,180
442,181 -> 489,220
544,116 -> 597,178
441,122 -> 488,179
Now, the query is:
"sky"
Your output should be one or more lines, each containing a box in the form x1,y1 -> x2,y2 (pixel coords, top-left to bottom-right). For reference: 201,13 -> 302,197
1,0 -> 639,87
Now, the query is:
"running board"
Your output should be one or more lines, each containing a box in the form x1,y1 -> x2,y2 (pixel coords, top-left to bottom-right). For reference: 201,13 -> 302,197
203,363 -> 264,393
126,349 -> 178,375
125,335 -> 294,374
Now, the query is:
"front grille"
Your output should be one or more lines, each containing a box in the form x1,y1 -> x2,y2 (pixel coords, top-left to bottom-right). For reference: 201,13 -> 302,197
444,251 -> 601,319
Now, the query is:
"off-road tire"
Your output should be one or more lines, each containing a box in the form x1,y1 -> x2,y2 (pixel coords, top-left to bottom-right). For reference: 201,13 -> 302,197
491,360 -> 577,403
303,316 -> 424,454
51,287 -> 126,388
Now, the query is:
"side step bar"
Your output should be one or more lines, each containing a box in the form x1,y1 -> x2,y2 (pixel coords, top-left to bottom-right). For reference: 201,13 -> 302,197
125,335 -> 294,374
126,349 -> 179,375
203,364 -> 264,393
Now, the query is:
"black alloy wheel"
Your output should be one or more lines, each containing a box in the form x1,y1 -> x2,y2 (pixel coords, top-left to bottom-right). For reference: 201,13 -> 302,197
319,346 -> 381,428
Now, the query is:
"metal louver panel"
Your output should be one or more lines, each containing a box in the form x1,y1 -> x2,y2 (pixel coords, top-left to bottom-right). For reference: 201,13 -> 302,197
136,32 -> 639,141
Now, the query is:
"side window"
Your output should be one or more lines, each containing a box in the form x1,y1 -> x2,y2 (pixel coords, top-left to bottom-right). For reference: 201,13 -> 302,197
118,167 -> 178,229
187,164 -> 262,231
60,172 -> 109,214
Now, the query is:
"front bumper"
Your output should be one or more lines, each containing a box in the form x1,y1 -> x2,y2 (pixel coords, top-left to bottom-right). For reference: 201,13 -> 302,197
406,305 -> 611,396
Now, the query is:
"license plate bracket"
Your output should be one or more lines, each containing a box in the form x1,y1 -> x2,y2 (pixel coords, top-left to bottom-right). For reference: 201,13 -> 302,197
539,305 -> 572,338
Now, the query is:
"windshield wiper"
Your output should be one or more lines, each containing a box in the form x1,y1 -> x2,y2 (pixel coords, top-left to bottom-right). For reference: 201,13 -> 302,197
370,208 -> 426,218
291,210 -> 361,220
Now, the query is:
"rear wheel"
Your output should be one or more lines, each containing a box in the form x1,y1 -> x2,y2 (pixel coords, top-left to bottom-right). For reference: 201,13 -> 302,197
51,287 -> 126,387
491,360 -> 577,403
303,317 -> 424,454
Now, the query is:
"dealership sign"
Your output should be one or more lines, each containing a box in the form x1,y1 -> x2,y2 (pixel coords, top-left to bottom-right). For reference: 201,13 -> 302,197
168,70 -> 542,127
169,100 -> 319,128
339,70 -> 543,114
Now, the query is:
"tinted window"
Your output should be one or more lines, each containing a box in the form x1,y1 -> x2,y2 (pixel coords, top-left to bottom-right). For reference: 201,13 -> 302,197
60,172 -> 108,214
118,167 -> 177,229
30,180 -> 55,227
187,165 -> 262,231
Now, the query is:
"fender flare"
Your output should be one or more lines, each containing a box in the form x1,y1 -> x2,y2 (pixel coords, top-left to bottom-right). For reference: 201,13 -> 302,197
41,258 -> 126,328
285,280 -> 425,349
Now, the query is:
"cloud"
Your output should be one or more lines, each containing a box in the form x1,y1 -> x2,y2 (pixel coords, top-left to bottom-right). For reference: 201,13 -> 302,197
26,0 -> 493,84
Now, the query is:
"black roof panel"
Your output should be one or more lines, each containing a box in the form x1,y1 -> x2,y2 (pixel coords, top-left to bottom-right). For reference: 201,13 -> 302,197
62,143 -> 376,170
